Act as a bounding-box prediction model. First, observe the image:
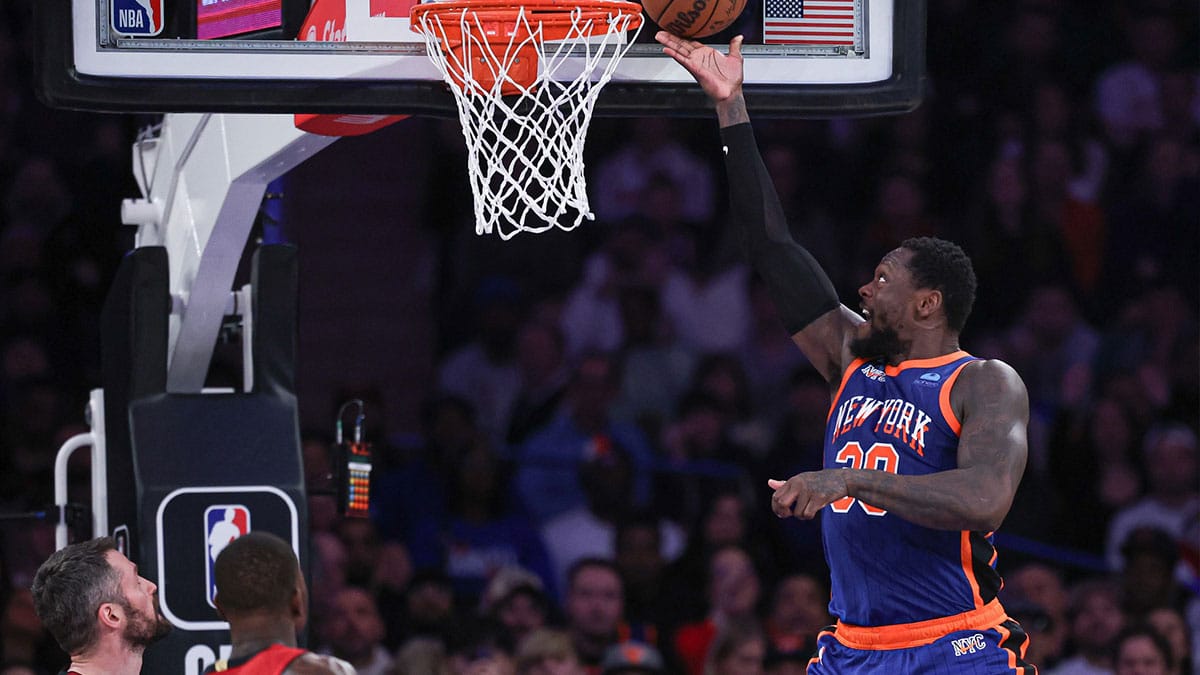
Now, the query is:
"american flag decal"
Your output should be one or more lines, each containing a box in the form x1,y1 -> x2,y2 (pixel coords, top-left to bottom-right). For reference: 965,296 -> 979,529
763,0 -> 857,45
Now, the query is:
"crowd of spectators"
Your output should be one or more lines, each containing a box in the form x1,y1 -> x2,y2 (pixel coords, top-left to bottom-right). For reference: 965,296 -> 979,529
1,0 -> 1198,673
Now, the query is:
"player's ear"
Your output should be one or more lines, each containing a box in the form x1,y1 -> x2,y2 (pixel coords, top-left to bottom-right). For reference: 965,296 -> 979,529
290,577 -> 306,622
916,288 -> 942,321
213,593 -> 228,621
97,600 -> 123,630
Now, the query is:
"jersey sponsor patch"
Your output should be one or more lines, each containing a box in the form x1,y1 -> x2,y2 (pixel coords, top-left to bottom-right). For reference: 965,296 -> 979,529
915,372 -> 942,387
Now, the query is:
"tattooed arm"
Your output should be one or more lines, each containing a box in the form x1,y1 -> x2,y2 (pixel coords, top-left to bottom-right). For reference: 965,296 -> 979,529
769,359 -> 1029,532
655,31 -> 858,381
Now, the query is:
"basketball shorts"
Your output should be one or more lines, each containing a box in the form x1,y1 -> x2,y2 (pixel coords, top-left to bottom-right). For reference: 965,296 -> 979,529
805,600 -> 1038,674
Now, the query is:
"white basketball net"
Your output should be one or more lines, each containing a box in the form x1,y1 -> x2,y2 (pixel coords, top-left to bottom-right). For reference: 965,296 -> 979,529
412,1 -> 642,239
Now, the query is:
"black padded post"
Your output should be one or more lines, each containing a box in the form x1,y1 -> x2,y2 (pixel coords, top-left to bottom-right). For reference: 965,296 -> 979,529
251,244 -> 298,396
99,246 -> 170,560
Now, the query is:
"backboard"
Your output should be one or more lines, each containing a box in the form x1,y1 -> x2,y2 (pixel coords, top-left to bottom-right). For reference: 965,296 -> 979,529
37,0 -> 924,116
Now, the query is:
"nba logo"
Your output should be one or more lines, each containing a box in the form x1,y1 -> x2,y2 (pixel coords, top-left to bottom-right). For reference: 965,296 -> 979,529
204,505 -> 251,607
111,0 -> 164,36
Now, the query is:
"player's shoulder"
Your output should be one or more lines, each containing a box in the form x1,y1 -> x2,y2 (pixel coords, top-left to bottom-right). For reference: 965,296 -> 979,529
284,653 -> 357,675
955,358 -> 1028,406
959,357 -> 1021,383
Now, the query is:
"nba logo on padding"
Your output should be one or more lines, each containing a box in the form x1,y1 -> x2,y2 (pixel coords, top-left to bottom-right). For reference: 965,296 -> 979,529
204,505 -> 250,607
111,0 -> 164,36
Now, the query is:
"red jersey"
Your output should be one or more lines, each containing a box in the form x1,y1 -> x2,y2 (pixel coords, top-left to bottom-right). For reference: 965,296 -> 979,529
209,644 -> 307,674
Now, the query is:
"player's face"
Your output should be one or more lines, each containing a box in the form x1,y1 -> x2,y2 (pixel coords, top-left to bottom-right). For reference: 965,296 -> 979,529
851,248 -> 916,361
105,550 -> 172,648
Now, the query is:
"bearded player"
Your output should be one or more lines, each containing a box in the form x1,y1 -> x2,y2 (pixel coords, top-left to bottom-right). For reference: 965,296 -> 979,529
658,31 -> 1037,673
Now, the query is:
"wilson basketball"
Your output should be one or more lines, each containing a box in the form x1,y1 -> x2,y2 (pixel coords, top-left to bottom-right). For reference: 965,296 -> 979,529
643,0 -> 748,39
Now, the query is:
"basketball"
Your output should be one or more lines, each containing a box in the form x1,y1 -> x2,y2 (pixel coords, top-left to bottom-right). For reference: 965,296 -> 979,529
642,0 -> 748,39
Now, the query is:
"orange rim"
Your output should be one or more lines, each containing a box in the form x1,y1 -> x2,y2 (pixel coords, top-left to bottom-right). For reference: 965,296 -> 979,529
411,0 -> 643,42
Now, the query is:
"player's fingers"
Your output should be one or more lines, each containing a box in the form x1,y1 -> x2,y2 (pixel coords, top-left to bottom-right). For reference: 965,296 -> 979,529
655,31 -> 691,54
790,493 -> 810,519
800,496 -> 824,520
770,486 -> 795,518
776,480 -> 810,518
767,478 -> 786,490
729,34 -> 744,59
772,487 -> 792,514
663,31 -> 715,63
654,31 -> 681,55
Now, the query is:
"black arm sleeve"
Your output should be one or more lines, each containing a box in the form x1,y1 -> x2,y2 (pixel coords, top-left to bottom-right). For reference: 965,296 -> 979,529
720,122 -> 840,334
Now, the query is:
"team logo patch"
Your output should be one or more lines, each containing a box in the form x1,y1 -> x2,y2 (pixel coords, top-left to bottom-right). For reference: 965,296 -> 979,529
860,364 -> 886,382
205,505 -> 250,607
111,0 -> 164,36
951,633 -> 987,656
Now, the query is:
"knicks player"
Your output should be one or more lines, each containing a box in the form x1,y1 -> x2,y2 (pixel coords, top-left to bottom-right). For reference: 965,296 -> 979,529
657,32 -> 1037,674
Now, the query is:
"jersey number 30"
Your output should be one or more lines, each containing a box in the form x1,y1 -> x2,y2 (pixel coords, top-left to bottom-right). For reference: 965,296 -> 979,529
830,442 -> 899,516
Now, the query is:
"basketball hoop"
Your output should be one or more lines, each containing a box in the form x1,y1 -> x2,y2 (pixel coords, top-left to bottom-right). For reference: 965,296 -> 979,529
411,0 -> 643,239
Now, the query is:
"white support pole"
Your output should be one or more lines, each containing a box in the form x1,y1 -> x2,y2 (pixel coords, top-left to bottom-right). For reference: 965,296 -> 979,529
53,433 -> 93,550
53,389 -> 107,550
88,390 -> 108,540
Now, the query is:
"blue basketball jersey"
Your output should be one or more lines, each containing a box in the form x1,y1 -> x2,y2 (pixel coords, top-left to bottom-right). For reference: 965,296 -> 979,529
821,350 -> 1003,628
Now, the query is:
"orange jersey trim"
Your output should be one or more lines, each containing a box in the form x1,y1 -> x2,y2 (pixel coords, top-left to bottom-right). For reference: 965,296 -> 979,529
961,531 -> 984,608
809,627 -> 836,669
937,359 -> 973,436
995,622 -> 1029,674
827,357 -> 869,424
832,598 -> 1008,650
881,350 -> 969,377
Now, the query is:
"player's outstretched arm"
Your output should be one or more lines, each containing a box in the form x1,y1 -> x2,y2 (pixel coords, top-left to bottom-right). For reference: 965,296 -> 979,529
657,32 -> 862,381
769,360 -> 1029,531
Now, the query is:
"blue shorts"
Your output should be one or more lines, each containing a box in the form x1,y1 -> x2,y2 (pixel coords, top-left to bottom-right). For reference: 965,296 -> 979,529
806,612 -> 1037,674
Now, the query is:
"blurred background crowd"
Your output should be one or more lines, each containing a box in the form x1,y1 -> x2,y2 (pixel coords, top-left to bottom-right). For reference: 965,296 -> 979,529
0,0 -> 1197,673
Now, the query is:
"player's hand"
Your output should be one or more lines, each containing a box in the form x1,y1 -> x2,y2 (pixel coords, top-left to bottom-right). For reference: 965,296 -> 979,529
655,32 -> 744,103
768,470 -> 849,519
